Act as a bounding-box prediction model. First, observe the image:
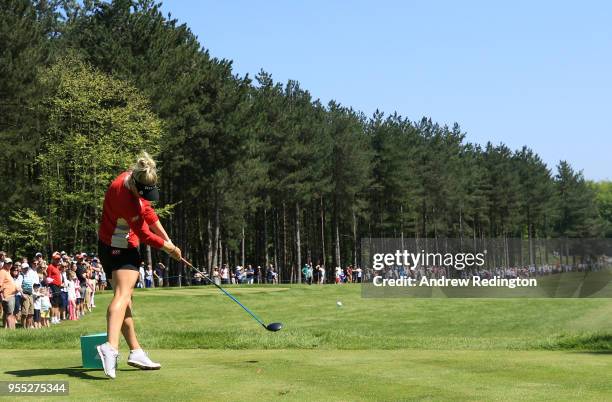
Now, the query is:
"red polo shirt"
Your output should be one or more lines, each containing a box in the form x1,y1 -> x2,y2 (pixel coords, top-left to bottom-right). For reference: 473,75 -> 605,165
98,171 -> 165,249
46,263 -> 62,286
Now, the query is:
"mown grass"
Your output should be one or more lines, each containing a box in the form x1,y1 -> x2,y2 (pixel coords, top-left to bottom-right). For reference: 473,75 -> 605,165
1,285 -> 611,401
1,284 -> 611,351
1,349 -> 612,401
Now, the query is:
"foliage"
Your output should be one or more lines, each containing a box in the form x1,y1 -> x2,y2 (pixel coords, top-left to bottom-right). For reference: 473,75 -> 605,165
0,208 -> 47,257
36,55 -> 162,250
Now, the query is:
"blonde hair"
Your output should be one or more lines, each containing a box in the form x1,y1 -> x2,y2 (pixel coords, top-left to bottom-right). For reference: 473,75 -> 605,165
131,151 -> 158,186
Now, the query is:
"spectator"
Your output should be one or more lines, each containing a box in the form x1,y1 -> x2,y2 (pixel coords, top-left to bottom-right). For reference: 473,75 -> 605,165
305,264 -> 313,285
40,286 -> 51,327
45,252 -> 63,325
221,265 -> 229,284
154,262 -> 165,287
11,262 -> 23,321
212,266 -> 220,285
60,263 -> 69,321
32,283 -> 42,329
301,264 -> 309,284
235,266 -> 243,284
318,265 -> 326,284
86,265 -> 97,308
246,265 -> 254,284
0,258 -> 18,329
145,265 -> 153,288
21,262 -> 40,329
98,267 -> 107,291
138,262 -> 146,288
76,254 -> 88,316
335,266 -> 342,284
267,264 -> 277,284
66,271 -> 77,320
255,266 -> 262,283
355,266 -> 363,283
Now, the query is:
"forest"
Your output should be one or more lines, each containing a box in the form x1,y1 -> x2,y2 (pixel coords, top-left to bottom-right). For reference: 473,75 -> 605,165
1,0 -> 611,283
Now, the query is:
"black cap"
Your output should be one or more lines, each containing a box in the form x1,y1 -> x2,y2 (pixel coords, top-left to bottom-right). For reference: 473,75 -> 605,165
134,179 -> 159,201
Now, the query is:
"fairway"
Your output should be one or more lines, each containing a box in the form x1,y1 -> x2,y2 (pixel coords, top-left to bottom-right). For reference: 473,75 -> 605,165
2,349 -> 612,401
1,285 -> 611,400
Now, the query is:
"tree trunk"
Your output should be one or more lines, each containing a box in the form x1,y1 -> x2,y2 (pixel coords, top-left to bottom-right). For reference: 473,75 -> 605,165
264,208 -> 269,269
335,221 -> 341,270
352,209 -> 358,267
296,201 -> 302,283
241,225 -> 245,267
283,203 -> 287,280
273,209 -> 279,282
207,218 -> 212,269
320,196 -> 326,268
146,245 -> 152,270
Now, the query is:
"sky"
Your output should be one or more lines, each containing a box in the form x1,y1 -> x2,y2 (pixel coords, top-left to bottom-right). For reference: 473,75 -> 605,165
161,0 -> 611,181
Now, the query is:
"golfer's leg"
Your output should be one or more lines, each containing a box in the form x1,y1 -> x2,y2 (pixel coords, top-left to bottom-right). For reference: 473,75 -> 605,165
107,269 -> 139,349
121,301 -> 141,351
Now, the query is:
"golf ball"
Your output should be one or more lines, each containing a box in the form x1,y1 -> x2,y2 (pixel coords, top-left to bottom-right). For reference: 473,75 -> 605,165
336,301 -> 343,307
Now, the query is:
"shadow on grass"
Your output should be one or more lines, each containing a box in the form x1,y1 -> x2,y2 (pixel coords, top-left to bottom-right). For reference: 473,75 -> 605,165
5,366 -> 106,381
575,350 -> 612,355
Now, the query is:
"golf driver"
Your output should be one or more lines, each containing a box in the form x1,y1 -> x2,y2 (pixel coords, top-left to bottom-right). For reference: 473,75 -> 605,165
180,258 -> 283,332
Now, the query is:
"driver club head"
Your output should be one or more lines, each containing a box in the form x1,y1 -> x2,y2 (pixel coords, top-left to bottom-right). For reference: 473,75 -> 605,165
265,322 -> 283,332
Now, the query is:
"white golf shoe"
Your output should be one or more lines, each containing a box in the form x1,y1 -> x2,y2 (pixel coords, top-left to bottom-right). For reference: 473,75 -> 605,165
97,342 -> 119,379
127,349 -> 161,370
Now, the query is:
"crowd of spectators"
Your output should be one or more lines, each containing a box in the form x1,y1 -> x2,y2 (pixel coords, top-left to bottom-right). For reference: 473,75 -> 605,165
376,262 -> 607,281
188,263 -> 364,286
0,250 -> 105,330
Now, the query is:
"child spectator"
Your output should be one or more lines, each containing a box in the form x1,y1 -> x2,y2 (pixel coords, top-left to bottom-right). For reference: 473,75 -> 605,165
40,287 -> 51,328
66,271 -> 77,320
74,273 -> 82,318
32,283 -> 42,329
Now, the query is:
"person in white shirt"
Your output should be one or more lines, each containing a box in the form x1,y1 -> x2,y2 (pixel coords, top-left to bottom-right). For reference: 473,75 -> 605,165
20,262 -> 40,328
138,263 -> 146,288
335,266 -> 342,284
66,271 -> 77,320
32,283 -> 42,328
221,265 -> 229,284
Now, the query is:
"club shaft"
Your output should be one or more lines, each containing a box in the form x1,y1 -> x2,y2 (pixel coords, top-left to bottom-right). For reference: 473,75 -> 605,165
181,258 -> 266,327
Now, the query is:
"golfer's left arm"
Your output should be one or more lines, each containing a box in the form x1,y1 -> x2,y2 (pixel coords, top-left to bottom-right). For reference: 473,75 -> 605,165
141,200 -> 170,242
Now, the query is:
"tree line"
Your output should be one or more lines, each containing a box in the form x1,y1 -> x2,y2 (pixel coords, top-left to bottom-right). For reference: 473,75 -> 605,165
1,0 -> 610,283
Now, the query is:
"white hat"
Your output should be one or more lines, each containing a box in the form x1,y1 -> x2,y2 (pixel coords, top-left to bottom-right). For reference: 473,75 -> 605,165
21,263 -> 30,269
4,257 -> 12,264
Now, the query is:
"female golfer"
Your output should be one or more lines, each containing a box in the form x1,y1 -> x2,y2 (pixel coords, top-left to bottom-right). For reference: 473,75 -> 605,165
97,152 -> 181,379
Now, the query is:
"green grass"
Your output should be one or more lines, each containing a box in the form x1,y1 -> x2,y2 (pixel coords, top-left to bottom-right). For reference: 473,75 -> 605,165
1,285 -> 611,400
